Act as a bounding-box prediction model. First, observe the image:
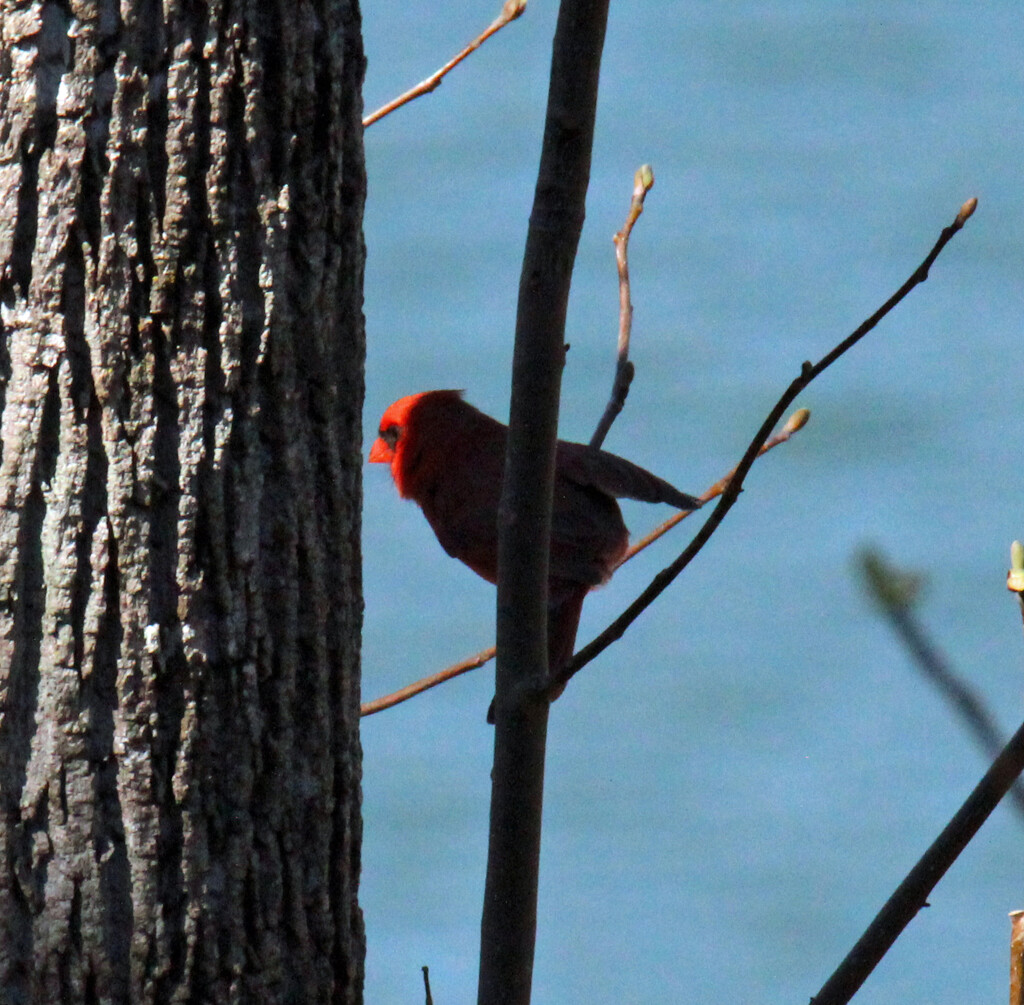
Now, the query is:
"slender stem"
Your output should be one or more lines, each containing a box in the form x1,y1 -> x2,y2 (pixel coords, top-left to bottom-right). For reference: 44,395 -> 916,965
811,713 -> 1024,1005
618,408 -> 809,566
859,547 -> 1024,822
1011,912 -> 1024,1005
359,647 -> 494,717
363,0 -> 527,128
591,164 -> 654,449
362,198 -> 976,719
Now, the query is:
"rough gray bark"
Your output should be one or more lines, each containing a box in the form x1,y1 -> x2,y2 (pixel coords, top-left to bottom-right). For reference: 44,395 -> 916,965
0,1 -> 366,1002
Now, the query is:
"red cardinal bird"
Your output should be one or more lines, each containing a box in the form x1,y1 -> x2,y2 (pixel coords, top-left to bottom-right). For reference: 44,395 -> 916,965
369,390 -> 701,698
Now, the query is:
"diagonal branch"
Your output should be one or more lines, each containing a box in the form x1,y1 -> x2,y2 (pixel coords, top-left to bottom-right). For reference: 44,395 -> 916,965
361,198 -> 976,719
360,647 -> 494,717
549,197 -> 978,699
810,711 -> 1024,1005
859,547 -> 1024,823
363,0 -> 527,128
619,407 -> 809,566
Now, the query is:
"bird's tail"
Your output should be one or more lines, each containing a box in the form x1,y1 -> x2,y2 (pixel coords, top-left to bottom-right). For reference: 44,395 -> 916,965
486,585 -> 587,722
547,586 -> 587,702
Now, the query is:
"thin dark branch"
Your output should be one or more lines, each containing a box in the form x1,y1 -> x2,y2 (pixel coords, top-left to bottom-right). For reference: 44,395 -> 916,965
548,198 -> 978,700
422,966 -> 434,1005
888,604 -> 1024,818
810,713 -> 1024,1005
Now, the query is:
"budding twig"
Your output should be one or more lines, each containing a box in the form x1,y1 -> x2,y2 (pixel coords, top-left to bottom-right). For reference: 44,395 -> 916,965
550,198 -> 977,700
1007,540 -> 1024,633
591,164 -> 655,450
1011,911 -> 1024,1005
363,0 -> 527,128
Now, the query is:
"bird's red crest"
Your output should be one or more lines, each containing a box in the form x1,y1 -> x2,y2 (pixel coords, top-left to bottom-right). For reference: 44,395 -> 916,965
368,391 -> 466,496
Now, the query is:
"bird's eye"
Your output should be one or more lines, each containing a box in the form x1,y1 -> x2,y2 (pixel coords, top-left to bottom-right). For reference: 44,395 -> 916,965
379,424 -> 401,449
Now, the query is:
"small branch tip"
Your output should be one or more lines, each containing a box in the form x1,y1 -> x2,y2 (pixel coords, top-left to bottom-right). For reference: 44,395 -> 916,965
784,407 -> 811,433
502,0 -> 527,20
1008,540 -> 1024,594
956,197 -> 978,225
635,163 -> 654,193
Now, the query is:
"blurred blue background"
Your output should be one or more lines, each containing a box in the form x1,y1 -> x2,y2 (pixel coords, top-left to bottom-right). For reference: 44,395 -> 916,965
359,2 -> 1024,1001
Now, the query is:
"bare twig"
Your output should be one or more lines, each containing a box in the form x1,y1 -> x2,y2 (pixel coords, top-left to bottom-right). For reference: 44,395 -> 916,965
359,410 -> 809,718
1011,911 -> 1024,1005
859,547 -> 1024,823
590,164 -> 654,450
549,197 -> 978,700
1008,540 -> 1024,633
422,966 -> 434,1005
810,712 -> 1024,1005
360,647 -> 494,717
363,0 -> 527,128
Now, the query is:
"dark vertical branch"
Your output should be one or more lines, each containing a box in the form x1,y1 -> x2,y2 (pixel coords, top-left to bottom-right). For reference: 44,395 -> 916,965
478,1 -> 610,1003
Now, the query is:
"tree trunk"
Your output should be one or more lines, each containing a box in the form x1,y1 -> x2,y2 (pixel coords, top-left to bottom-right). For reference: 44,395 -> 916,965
0,1 -> 366,1002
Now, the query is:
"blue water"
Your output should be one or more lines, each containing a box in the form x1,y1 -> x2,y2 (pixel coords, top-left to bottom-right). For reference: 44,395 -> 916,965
359,3 -> 1024,1001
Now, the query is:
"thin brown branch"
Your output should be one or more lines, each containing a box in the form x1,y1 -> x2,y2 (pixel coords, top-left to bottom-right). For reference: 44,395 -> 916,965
859,547 -> 1024,823
549,197 -> 977,700
810,712 -> 1024,1005
360,647 -> 495,717
363,0 -> 527,128
359,410 -> 808,719
1012,912 -> 1024,1005
591,164 -> 654,449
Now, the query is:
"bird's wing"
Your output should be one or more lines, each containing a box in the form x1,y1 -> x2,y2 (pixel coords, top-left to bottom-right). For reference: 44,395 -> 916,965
555,440 -> 701,511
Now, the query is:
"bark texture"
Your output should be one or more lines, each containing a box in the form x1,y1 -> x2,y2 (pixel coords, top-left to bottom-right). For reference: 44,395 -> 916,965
0,1 -> 366,1002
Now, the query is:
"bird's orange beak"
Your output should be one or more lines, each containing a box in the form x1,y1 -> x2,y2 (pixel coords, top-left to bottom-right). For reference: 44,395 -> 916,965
368,437 -> 393,463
